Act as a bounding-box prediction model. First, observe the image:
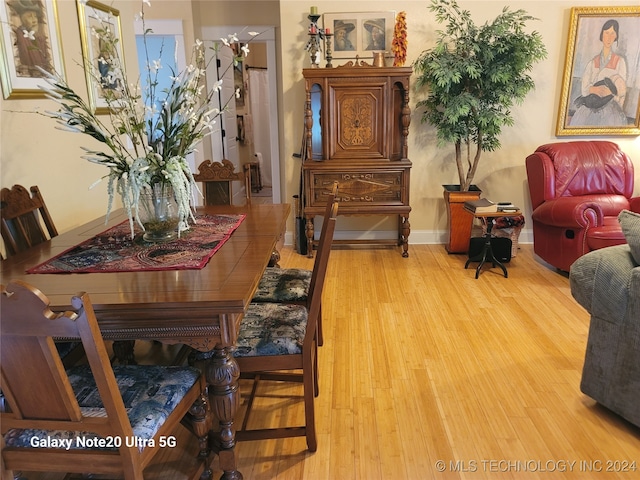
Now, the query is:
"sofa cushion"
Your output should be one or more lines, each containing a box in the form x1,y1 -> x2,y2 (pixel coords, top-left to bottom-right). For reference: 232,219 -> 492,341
535,141 -> 633,198
586,225 -> 626,250
570,244 -> 634,323
619,209 -> 640,265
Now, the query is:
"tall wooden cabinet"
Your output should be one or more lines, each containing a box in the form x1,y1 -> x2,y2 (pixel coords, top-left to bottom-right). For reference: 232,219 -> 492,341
302,62 -> 412,257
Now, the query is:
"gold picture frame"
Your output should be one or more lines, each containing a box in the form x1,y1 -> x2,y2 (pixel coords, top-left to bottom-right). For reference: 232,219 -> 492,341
323,11 -> 394,60
556,6 -> 640,136
0,0 -> 65,99
76,0 -> 124,114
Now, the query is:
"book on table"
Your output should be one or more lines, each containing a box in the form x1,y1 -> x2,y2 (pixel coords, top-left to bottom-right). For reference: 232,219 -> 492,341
464,198 -> 497,213
497,202 -> 520,213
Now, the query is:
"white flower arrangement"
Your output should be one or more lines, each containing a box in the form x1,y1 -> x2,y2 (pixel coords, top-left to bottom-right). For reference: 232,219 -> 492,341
39,0 -> 259,238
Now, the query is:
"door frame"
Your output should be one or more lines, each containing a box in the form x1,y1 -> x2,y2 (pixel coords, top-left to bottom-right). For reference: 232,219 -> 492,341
201,25 -> 281,203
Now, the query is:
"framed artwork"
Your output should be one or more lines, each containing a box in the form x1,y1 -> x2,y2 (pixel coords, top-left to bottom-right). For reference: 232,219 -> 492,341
76,0 -> 124,114
556,6 -> 640,136
0,0 -> 65,99
323,11 -> 394,60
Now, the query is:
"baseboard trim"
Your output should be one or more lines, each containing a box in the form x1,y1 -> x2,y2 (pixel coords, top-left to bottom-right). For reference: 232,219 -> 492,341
285,229 -> 533,247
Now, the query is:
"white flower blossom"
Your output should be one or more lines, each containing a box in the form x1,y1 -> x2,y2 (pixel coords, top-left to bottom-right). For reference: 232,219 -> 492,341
211,79 -> 223,92
89,178 -> 103,189
38,3 -> 263,238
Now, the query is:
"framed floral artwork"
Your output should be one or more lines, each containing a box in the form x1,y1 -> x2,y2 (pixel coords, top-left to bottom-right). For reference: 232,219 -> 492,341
556,6 -> 640,136
76,0 -> 124,114
0,0 -> 65,99
323,11 -> 394,60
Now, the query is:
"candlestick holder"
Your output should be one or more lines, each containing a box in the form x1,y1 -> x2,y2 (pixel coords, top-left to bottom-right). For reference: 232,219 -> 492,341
307,32 -> 320,68
306,13 -> 322,68
324,33 -> 333,68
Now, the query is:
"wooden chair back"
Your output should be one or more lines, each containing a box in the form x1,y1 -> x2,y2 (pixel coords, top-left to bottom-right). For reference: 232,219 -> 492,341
194,159 -> 251,206
233,202 -> 337,451
319,181 -> 338,241
306,201 -> 338,320
0,280 -> 207,479
306,181 -> 338,257
0,185 -> 58,257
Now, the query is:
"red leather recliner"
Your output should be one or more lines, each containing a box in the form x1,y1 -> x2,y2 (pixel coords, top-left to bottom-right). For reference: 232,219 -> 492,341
526,141 -> 640,272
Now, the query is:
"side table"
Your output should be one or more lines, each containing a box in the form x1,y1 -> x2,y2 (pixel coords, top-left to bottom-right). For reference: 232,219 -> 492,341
464,208 -> 523,279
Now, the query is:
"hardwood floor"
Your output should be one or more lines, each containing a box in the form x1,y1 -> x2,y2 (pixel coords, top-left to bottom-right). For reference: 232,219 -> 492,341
18,244 -> 640,479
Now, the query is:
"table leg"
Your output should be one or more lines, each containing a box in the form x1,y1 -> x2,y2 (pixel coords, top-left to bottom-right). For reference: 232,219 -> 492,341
268,248 -> 281,268
206,345 -> 242,480
112,340 -> 136,365
464,217 -> 509,280
305,216 -> 315,258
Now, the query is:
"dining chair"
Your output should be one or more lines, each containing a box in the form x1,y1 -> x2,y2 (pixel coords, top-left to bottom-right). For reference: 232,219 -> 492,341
1,184 -> 58,257
0,280 -> 210,480
194,159 -> 251,206
0,184 -> 85,367
251,181 -> 338,346
231,201 -> 338,452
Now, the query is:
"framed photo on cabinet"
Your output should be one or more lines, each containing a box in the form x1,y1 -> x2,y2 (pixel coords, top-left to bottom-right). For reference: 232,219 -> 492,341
0,0 -> 65,99
76,0 -> 124,114
323,11 -> 394,59
556,6 -> 640,136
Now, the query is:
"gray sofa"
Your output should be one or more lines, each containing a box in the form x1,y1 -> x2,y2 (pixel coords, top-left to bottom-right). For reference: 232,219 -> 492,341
570,210 -> 640,428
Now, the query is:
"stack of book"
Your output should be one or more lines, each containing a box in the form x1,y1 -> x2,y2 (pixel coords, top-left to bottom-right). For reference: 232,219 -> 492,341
496,202 -> 520,213
464,198 -> 520,214
464,198 -> 497,213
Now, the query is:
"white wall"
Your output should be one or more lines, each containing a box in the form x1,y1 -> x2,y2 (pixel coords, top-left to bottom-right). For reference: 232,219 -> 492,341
2,0 -> 639,250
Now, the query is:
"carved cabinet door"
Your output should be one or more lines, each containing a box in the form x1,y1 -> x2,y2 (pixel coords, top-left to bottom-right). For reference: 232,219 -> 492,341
329,82 -> 386,160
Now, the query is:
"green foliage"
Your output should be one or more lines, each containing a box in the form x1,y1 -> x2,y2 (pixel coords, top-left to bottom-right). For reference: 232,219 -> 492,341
414,0 -> 547,191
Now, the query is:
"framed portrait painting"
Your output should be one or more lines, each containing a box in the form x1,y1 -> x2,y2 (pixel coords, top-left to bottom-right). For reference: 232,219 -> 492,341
323,12 -> 394,60
76,0 -> 124,114
556,6 -> 640,136
0,0 -> 65,99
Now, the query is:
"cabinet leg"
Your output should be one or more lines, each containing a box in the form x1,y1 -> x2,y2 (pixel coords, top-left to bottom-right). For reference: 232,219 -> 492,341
400,215 -> 410,257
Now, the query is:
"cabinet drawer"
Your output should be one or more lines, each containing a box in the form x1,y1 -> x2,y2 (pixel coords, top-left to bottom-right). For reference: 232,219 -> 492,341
308,170 -> 408,207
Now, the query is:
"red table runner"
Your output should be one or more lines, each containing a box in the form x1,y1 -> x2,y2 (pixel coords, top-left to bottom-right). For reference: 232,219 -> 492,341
27,214 -> 245,274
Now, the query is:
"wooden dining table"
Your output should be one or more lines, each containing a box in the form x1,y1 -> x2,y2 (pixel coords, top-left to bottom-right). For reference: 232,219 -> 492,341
0,202 -> 291,480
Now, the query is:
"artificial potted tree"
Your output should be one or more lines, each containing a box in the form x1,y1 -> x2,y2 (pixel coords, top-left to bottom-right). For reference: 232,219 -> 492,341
414,0 -> 547,253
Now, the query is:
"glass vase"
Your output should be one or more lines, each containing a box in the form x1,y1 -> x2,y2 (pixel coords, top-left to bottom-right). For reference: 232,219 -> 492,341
139,183 -> 179,242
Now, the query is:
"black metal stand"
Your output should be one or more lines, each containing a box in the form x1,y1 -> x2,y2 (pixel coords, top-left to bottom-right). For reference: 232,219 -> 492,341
464,217 -> 508,279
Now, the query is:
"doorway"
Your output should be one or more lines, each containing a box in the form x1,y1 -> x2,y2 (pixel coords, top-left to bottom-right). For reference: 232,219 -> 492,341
201,26 -> 281,204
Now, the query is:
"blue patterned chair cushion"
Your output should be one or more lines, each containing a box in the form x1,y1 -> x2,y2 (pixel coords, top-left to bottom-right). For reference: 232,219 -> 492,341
252,267 -> 312,303
4,365 -> 200,452
193,303 -> 308,363
235,303 -> 308,357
